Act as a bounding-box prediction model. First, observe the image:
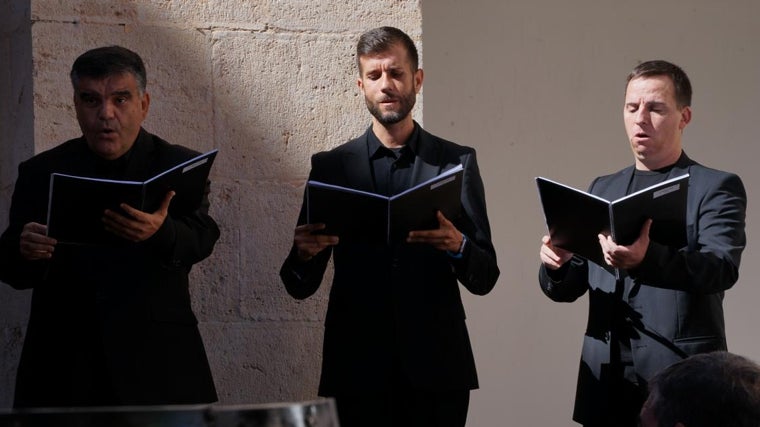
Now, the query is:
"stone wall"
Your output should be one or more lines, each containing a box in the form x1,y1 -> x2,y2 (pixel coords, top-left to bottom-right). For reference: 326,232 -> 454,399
0,0 -> 421,407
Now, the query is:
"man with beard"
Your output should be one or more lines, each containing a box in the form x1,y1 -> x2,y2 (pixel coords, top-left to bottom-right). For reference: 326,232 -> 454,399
280,27 -> 499,427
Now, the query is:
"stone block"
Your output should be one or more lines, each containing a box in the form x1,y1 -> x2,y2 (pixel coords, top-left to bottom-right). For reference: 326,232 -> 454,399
200,322 -> 324,404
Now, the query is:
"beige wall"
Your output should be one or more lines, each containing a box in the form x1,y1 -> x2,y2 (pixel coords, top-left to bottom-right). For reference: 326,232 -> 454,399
0,0 -> 421,408
3,1 -> 759,425
423,0 -> 760,426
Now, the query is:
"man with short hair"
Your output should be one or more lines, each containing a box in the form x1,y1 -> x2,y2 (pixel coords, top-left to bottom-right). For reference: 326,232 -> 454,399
0,45 -> 219,407
538,60 -> 747,426
280,27 -> 499,427
640,351 -> 760,427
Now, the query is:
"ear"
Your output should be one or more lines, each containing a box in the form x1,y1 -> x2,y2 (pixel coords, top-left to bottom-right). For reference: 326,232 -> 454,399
141,92 -> 151,119
414,68 -> 424,94
679,105 -> 691,131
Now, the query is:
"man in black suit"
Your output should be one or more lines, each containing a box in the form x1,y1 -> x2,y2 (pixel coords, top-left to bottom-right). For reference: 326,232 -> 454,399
0,46 -> 219,407
280,27 -> 499,427
538,60 -> 746,426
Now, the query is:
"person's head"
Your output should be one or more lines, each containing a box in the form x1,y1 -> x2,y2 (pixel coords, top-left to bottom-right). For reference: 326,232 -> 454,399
640,351 -> 760,427
623,60 -> 692,171
356,26 -> 423,128
70,45 -> 150,160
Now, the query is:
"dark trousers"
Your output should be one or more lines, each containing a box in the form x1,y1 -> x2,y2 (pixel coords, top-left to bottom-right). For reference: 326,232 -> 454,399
334,386 -> 470,427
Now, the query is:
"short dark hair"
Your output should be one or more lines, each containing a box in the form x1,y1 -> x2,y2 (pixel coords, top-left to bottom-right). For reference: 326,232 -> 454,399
648,351 -> 760,427
626,60 -> 692,108
70,45 -> 147,93
356,26 -> 419,73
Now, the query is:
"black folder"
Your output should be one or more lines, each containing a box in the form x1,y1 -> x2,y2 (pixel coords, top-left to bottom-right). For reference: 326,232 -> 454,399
536,173 -> 689,273
307,165 -> 464,245
47,149 -> 218,245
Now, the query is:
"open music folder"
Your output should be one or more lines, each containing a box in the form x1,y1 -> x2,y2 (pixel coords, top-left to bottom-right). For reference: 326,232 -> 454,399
307,164 -> 464,245
536,173 -> 689,275
47,149 -> 218,245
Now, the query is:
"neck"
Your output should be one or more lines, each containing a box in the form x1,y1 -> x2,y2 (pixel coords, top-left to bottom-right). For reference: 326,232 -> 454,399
635,145 -> 682,171
636,156 -> 680,171
372,117 -> 414,148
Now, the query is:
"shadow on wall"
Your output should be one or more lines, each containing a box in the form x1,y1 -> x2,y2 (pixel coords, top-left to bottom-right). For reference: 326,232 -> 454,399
0,0 -> 391,408
0,0 -> 34,410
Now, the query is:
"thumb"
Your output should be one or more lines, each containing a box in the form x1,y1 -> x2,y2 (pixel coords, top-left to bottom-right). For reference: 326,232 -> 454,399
157,190 -> 175,215
437,210 -> 451,226
640,218 -> 653,239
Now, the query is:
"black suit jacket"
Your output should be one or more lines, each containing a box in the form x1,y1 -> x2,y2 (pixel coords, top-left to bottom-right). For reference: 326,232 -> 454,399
280,125 -> 500,395
539,152 -> 747,425
0,129 -> 219,407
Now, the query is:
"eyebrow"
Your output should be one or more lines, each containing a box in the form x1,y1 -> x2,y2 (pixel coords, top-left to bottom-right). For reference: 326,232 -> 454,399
626,100 -> 668,108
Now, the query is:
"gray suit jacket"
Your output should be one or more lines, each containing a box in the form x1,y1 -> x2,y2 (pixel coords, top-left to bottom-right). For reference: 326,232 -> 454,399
539,152 -> 746,425
281,124 -> 499,395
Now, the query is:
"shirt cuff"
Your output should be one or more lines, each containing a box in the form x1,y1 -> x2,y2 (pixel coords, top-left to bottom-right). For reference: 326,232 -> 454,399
447,234 -> 468,259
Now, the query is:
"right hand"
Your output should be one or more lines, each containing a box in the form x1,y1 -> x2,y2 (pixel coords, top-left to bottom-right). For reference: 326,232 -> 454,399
294,223 -> 339,261
103,191 -> 174,242
19,222 -> 57,261
539,235 -> 573,270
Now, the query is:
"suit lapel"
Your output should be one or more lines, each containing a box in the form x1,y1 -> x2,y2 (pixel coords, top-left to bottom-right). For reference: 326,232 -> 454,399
606,167 -> 635,201
341,128 -> 376,193
666,151 -> 695,180
122,128 -> 155,181
410,127 -> 442,186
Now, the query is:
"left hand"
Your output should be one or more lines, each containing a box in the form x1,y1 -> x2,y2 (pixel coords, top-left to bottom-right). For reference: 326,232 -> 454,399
598,218 -> 652,270
406,211 -> 464,252
102,191 -> 174,242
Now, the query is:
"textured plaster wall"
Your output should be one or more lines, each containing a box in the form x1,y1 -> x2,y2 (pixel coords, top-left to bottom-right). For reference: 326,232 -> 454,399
0,0 -> 422,407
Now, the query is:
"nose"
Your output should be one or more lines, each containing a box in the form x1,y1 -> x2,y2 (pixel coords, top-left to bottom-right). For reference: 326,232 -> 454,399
99,100 -> 115,120
379,72 -> 394,91
634,105 -> 649,125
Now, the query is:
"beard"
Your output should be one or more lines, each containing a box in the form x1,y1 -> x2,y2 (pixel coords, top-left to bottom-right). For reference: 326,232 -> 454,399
365,90 -> 417,125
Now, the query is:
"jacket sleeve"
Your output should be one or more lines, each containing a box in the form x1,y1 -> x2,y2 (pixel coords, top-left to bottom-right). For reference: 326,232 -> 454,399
143,178 -> 220,269
538,256 -> 590,302
630,172 -> 746,294
450,150 -> 500,296
0,161 -> 53,289
279,154 -> 332,300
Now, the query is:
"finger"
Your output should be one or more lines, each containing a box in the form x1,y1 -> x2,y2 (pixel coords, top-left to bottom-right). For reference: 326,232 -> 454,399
24,222 -> 48,235
310,234 -> 339,245
103,210 -> 133,229
408,229 -> 437,239
22,235 -> 55,248
20,240 -> 54,259
21,243 -> 54,258
295,232 -> 338,246
112,203 -> 142,221
598,234 -> 612,250
296,223 -> 327,234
